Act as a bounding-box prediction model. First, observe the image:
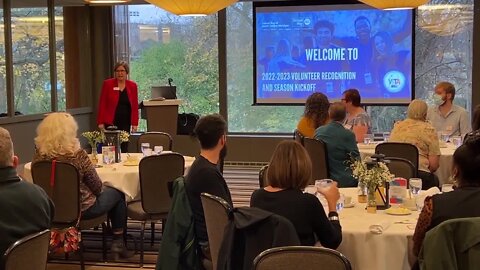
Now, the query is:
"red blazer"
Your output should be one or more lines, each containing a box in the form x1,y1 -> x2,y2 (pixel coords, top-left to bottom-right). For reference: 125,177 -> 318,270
97,78 -> 139,127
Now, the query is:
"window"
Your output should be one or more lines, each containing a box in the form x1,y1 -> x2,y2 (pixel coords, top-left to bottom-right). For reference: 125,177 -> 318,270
0,8 -> 6,115
12,4 -> 52,115
114,5 -> 219,131
227,2 -> 302,133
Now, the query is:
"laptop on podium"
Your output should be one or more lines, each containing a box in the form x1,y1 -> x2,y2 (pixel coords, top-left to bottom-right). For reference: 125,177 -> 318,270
151,86 -> 177,100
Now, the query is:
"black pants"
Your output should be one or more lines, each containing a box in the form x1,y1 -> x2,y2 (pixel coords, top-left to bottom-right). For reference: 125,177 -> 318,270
417,170 -> 440,190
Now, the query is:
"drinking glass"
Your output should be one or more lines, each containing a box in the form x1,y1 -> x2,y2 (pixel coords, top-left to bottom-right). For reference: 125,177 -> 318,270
141,143 -> 151,157
409,178 -> 423,210
409,178 -> 422,196
315,179 -> 343,212
363,134 -> 374,145
440,132 -> 450,143
382,132 -> 390,142
154,146 -> 164,155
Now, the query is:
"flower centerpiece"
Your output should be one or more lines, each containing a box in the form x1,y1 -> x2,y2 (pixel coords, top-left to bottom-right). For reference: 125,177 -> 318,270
81,131 -> 105,164
119,130 -> 130,143
350,157 -> 394,213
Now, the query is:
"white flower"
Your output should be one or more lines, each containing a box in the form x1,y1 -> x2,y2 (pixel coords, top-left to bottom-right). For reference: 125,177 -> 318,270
349,158 -> 394,189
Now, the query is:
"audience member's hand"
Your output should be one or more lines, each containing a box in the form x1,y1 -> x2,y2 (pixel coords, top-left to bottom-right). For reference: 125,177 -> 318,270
318,182 -> 340,212
98,124 -> 105,131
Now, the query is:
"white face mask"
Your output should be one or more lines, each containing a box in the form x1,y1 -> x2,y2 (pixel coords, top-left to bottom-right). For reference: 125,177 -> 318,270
433,94 -> 445,106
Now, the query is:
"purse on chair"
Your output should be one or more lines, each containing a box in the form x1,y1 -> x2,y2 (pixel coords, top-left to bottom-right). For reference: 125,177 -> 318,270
48,159 -> 82,254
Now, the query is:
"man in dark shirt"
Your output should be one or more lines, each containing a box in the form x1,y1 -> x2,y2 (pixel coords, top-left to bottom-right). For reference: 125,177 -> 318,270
185,114 -> 232,259
0,127 -> 54,255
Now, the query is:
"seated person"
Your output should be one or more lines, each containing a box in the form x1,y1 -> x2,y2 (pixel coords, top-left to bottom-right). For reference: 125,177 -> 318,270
0,127 -> 54,255
250,140 -> 342,247
412,133 -> 480,267
315,102 -> 360,187
297,92 -> 330,138
341,88 -> 372,143
185,114 -> 232,260
390,99 -> 441,189
32,112 -> 132,259
427,81 -> 471,138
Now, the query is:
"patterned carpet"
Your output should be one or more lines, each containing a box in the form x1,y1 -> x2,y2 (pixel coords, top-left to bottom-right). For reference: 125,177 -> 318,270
46,165 -> 262,269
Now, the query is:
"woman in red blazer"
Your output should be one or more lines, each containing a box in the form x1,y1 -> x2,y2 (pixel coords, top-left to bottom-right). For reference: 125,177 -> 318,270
97,61 -> 139,151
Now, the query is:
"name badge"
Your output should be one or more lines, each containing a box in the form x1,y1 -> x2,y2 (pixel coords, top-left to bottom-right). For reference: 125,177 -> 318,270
113,87 -> 120,91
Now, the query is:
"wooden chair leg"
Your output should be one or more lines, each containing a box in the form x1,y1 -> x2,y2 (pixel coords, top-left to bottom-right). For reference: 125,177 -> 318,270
150,221 -> 155,246
79,239 -> 85,270
140,221 -> 145,267
101,223 -> 107,262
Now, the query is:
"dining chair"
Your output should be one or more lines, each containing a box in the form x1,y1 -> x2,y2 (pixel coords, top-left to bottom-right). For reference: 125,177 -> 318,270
293,129 -> 305,146
259,165 -> 269,188
137,131 -> 173,152
31,161 -> 107,270
200,193 -> 233,270
127,152 -> 185,267
1,229 -> 50,270
253,246 -> 352,270
375,142 -> 419,171
303,137 -> 329,184
385,157 -> 417,182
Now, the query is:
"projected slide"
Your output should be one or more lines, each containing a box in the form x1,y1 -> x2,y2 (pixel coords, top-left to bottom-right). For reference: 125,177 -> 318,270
255,5 -> 413,104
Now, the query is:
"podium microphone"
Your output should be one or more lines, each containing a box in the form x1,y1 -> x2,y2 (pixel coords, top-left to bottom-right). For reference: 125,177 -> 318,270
168,78 -> 173,86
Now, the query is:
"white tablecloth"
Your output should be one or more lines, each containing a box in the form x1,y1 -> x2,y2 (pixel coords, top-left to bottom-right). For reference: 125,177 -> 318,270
358,143 -> 456,185
23,152 -> 194,201
337,188 -> 419,270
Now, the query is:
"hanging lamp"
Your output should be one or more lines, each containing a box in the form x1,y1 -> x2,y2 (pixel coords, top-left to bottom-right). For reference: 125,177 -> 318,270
145,0 -> 238,16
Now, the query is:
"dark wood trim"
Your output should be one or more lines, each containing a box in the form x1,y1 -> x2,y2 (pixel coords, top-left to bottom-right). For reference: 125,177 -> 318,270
3,0 -> 14,117
47,0 -> 58,112
218,8 -> 228,122
472,0 -> 480,111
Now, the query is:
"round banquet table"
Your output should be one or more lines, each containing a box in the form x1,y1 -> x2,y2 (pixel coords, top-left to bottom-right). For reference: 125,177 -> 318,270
358,142 -> 457,185
337,188 -> 419,270
23,152 -> 195,201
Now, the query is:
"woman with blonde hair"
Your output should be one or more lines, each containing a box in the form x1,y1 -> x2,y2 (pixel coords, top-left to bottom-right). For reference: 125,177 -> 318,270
250,140 -> 342,247
33,112 -> 133,259
390,99 -> 441,189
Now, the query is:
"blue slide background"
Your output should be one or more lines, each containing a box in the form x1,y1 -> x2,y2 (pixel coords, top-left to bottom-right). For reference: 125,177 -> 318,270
255,6 -> 413,104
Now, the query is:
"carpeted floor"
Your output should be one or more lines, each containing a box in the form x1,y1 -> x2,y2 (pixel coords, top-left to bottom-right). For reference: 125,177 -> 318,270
45,165 -> 261,269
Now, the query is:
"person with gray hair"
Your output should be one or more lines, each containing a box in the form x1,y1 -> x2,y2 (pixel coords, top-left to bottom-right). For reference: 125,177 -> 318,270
0,127 -> 54,256
390,99 -> 441,189
315,102 -> 360,187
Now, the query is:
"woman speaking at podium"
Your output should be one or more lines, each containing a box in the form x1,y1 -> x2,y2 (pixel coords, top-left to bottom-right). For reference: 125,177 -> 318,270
97,61 -> 139,151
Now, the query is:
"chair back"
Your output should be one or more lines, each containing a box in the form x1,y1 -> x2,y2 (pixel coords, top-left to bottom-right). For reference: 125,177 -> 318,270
138,132 -> 173,151
385,157 -> 417,180
375,142 -> 419,170
293,129 -> 305,145
139,153 -> 185,214
200,193 -> 233,270
303,137 -> 329,183
31,161 -> 80,224
259,165 -> 269,188
253,246 -> 352,270
1,229 -> 50,270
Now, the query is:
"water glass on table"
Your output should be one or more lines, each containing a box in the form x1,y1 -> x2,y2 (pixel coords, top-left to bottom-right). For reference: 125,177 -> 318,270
409,178 -> 422,210
315,179 -> 343,212
451,136 -> 462,148
363,133 -> 374,145
382,132 -> 390,142
439,132 -> 450,143
154,146 -> 164,155
141,143 -> 151,157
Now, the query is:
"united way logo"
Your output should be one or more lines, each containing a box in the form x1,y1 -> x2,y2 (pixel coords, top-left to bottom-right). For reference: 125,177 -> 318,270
383,71 -> 406,93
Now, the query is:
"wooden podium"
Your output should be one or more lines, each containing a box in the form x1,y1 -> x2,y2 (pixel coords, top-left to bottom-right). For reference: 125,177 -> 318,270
142,99 -> 182,134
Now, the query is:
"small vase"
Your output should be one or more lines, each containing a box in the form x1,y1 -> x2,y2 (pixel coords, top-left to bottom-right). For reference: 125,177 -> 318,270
90,145 -> 98,166
367,185 -> 377,213
358,182 -> 367,203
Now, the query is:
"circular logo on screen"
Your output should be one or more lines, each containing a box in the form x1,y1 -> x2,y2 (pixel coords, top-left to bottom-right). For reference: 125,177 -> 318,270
383,71 -> 406,93
304,18 -> 311,26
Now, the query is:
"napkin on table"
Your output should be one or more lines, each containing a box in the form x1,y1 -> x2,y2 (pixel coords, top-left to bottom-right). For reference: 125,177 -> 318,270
369,220 -> 392,234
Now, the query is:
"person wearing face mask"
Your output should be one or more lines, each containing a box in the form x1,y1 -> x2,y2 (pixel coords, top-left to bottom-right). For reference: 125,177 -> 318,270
184,114 -> 232,263
426,81 -> 471,138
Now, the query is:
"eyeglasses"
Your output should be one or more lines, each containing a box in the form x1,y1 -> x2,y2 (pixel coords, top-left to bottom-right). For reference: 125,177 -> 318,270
115,70 -> 127,73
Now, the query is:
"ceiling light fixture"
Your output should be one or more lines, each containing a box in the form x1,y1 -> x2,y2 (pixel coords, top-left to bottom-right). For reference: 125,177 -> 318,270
359,0 -> 430,9
145,0 -> 238,16
85,0 -> 132,4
